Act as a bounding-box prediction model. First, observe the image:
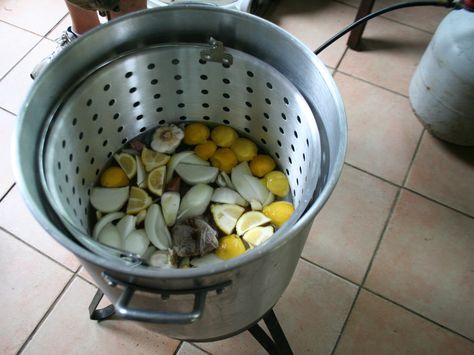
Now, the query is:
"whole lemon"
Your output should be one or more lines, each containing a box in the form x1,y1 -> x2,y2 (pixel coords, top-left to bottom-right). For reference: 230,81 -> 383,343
215,234 -> 246,260
210,148 -> 238,173
194,140 -> 217,160
249,155 -> 276,177
184,123 -> 210,145
230,138 -> 258,162
100,166 -> 129,188
263,201 -> 294,228
264,170 -> 289,197
211,125 -> 238,147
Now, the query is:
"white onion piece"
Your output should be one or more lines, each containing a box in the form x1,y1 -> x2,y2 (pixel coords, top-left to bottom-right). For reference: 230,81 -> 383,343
123,229 -> 149,256
211,187 -> 248,207
263,191 -> 275,207
178,184 -> 213,220
216,173 -> 227,187
161,192 -> 180,226
149,250 -> 175,268
136,155 -> 147,188
116,215 -> 136,241
145,204 -> 172,250
136,209 -> 147,225
142,245 -> 157,261
90,186 -> 129,213
190,253 -> 222,267
92,212 -> 124,240
166,151 -> 194,182
98,224 -> 121,249
175,164 -> 219,185
231,162 -> 269,205
250,199 -> 263,211
181,153 -> 210,166
221,171 -> 235,189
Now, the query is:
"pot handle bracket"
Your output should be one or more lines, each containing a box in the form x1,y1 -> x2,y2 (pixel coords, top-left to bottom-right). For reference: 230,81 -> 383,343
89,273 -> 231,324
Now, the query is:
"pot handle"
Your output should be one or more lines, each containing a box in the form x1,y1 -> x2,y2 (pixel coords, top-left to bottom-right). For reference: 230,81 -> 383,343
102,273 -> 231,324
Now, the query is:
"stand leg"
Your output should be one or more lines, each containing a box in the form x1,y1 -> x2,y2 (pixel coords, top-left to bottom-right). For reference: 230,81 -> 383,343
347,0 -> 376,49
248,309 -> 294,355
88,289 -> 115,321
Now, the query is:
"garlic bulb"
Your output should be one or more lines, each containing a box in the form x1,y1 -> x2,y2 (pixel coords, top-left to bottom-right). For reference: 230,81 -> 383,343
151,124 -> 184,154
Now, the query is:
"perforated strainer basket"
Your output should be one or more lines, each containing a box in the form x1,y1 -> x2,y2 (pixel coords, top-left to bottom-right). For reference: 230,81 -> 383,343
15,6 -> 346,340
41,43 -> 321,258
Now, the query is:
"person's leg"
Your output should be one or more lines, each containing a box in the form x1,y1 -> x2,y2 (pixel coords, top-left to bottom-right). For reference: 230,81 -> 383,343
109,0 -> 147,19
66,1 -> 100,34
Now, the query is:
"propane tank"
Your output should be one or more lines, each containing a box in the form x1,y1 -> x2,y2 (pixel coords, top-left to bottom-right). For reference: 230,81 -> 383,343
409,3 -> 474,146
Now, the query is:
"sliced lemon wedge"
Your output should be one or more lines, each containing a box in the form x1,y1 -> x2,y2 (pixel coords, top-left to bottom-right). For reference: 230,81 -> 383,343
147,166 -> 166,196
126,186 -> 152,214
211,204 -> 245,235
114,153 -> 137,179
243,226 -> 274,248
141,147 -> 170,172
235,211 -> 271,236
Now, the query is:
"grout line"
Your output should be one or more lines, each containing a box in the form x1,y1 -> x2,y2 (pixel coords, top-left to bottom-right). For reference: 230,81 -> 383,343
0,106 -> 17,116
300,256 -> 359,287
76,268 -> 98,288
190,343 -> 213,354
343,162 -> 401,188
334,70 -> 409,99
43,13 -> 69,39
401,128 -> 425,187
16,273 -> 78,354
329,284 -> 362,355
172,341 -> 184,355
0,225 -> 80,274
0,19 -> 47,38
0,38 -> 43,82
334,47 -> 349,72
332,0 -> 438,35
403,187 -> 474,220
362,288 -> 474,344
0,183 -> 15,203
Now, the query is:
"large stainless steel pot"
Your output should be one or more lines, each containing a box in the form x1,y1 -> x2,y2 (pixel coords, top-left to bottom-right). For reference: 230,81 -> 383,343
15,5 -> 346,340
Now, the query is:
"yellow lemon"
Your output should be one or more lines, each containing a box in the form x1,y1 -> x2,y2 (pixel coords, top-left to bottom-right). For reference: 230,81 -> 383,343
263,201 -> 294,228
147,166 -> 166,196
249,155 -> 276,177
230,138 -> 258,162
211,204 -> 245,235
243,226 -> 274,248
194,140 -> 217,160
264,171 -> 290,197
100,166 -> 129,188
141,147 -> 170,172
215,234 -> 246,260
184,122 -> 210,145
211,125 -> 238,147
114,153 -> 137,179
210,148 -> 238,173
235,211 -> 271,236
126,186 -> 152,214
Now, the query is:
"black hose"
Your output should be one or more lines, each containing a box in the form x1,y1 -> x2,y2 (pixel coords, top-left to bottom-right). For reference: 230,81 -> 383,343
314,0 -> 457,54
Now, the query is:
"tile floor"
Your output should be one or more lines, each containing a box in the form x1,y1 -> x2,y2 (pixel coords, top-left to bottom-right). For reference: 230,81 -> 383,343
1,0 -> 473,354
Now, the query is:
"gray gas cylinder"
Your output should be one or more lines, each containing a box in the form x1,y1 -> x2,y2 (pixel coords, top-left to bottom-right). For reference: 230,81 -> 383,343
409,5 -> 474,146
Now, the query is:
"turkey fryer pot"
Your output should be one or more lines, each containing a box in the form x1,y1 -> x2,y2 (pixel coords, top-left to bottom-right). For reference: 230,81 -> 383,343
15,6 -> 346,340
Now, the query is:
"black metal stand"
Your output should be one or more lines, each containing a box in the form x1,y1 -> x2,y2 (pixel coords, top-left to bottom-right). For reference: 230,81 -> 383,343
89,289 -> 294,354
248,309 -> 294,355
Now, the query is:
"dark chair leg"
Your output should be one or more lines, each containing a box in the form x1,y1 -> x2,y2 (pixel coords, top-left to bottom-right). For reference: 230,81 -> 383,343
347,0 -> 376,49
